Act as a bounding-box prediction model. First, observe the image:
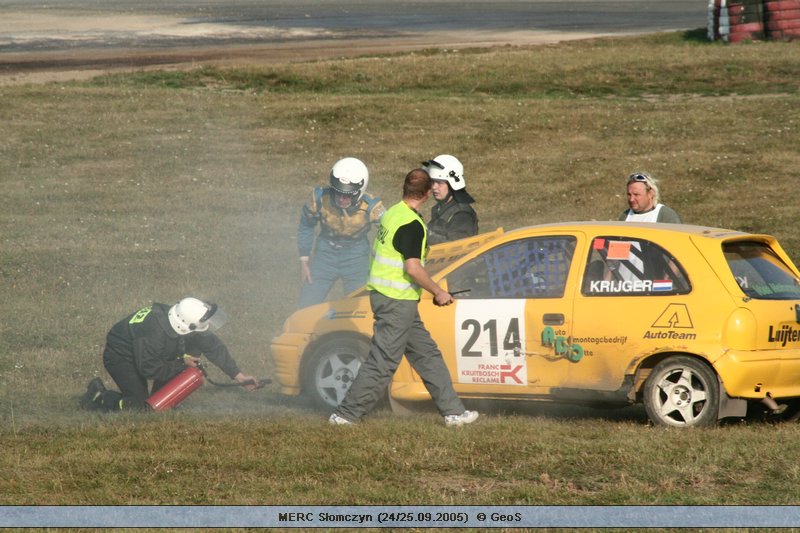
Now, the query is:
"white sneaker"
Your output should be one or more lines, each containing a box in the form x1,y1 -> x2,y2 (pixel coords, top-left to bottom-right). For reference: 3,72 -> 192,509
444,410 -> 479,427
329,413 -> 354,425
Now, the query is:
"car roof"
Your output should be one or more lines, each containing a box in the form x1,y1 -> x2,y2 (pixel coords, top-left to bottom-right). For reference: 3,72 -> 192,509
425,222 -> 779,276
426,221 -> 777,275
507,221 -> 768,242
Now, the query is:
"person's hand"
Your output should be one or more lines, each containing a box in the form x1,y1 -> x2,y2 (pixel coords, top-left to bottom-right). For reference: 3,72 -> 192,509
434,290 -> 454,307
235,372 -> 260,392
183,355 -> 201,368
300,259 -> 312,284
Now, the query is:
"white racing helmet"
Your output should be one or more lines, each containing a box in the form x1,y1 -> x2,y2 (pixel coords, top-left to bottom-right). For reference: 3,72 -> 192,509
168,297 -> 228,335
329,157 -> 369,201
422,154 -> 466,191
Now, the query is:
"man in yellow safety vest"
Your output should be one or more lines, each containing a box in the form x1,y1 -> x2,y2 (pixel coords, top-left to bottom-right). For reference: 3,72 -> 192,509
329,168 -> 479,427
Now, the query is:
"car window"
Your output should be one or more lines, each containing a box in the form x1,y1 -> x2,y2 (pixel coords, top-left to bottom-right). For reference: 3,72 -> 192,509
446,236 -> 576,299
582,236 -> 691,296
724,241 -> 800,300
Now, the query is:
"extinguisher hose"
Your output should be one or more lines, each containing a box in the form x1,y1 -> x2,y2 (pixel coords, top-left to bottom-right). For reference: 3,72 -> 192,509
197,363 -> 271,390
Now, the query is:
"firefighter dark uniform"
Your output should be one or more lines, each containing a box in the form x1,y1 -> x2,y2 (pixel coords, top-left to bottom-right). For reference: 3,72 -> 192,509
428,194 -> 478,245
90,302 -> 243,411
297,186 -> 385,308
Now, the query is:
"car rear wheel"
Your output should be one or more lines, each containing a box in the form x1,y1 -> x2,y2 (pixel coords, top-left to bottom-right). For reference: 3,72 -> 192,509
643,356 -> 719,428
301,336 -> 370,410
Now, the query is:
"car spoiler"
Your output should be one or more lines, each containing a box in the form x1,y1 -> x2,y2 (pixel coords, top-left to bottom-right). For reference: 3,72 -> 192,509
425,227 -> 505,276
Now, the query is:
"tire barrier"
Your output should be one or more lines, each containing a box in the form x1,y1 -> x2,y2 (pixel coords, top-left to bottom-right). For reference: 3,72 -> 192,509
764,0 -> 800,39
708,0 -> 800,41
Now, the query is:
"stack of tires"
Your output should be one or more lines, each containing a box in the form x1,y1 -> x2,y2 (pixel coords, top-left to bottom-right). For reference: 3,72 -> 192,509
708,0 -> 800,41
764,0 -> 800,40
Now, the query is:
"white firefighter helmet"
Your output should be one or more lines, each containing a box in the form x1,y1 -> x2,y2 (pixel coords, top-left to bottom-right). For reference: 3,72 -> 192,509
422,154 -> 466,191
168,297 -> 228,335
330,157 -> 369,200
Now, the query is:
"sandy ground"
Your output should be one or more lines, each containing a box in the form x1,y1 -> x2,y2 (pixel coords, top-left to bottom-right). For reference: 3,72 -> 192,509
0,11 -> 614,85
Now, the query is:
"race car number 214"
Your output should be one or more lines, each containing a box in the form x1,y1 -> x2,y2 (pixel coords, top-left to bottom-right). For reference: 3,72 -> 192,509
454,299 -> 527,386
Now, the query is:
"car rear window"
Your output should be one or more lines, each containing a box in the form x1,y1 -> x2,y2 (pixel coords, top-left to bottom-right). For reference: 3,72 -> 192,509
724,241 -> 800,300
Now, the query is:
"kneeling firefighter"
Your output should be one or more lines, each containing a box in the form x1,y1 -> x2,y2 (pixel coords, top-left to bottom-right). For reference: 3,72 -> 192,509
80,297 -> 260,412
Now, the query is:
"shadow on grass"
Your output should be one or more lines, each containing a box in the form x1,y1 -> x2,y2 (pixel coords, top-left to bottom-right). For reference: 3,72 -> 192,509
464,399 -> 651,424
682,27 -> 710,43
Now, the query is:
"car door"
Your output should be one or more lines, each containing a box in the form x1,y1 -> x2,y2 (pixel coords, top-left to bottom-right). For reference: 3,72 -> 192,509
440,233 -> 580,396
569,234 -> 694,391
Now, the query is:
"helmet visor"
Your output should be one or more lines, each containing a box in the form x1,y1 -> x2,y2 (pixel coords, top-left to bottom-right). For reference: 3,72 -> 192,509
197,303 -> 229,332
422,159 -> 445,170
330,175 -> 363,195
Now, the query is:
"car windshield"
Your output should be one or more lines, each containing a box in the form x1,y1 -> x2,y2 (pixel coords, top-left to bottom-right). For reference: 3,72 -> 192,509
724,241 -> 800,300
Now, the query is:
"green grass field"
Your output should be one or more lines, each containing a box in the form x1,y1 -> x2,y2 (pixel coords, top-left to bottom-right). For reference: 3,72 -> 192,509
2,29 -> 800,508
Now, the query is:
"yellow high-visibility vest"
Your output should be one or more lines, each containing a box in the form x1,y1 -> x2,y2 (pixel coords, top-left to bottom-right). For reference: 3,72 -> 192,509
367,201 -> 427,300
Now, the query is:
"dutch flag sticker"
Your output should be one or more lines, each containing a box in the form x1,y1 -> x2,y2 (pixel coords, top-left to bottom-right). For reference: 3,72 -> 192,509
652,279 -> 673,292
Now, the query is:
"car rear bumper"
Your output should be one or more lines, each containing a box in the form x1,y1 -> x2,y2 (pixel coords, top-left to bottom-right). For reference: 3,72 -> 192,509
715,349 -> 800,399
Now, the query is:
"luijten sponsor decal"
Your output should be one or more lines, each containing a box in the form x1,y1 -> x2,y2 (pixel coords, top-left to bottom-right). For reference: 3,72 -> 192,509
768,324 -> 800,347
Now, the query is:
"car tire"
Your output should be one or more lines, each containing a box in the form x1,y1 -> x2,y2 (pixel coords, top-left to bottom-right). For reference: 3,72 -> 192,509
301,336 -> 370,410
643,356 -> 719,428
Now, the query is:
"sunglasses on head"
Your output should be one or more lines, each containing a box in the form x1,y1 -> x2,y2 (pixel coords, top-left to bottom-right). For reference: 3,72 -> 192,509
628,173 -> 652,185
422,159 -> 445,170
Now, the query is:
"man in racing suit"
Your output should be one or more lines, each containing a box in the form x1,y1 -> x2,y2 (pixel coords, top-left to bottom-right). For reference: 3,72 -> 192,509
80,297 -> 258,411
422,154 -> 478,245
297,157 -> 385,308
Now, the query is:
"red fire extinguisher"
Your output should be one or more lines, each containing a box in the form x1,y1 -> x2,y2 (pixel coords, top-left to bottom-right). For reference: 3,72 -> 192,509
146,365 -> 205,412
145,362 -> 270,412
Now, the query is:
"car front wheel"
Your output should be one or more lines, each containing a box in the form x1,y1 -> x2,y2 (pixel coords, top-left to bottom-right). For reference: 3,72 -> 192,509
643,356 -> 719,428
301,336 -> 370,410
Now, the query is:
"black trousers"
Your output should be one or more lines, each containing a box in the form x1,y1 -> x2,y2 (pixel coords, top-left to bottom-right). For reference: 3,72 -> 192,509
102,351 -> 171,411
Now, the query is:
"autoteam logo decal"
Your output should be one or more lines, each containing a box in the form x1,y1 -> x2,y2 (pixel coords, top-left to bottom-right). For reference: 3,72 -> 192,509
645,303 -> 696,340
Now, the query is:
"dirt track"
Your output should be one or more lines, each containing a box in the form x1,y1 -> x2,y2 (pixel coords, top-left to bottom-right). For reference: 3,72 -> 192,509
0,2 -> 707,85
0,24 -> 607,85
0,28 -> 608,86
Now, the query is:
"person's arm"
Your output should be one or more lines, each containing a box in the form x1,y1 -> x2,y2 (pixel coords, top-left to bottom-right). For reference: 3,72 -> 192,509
369,198 -> 386,223
427,227 -> 447,245
298,190 -> 321,283
657,205 -> 682,223
404,258 -> 453,306
190,333 -> 261,392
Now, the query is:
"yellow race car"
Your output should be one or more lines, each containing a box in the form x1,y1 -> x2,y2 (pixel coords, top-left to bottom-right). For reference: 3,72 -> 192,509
270,222 -> 800,427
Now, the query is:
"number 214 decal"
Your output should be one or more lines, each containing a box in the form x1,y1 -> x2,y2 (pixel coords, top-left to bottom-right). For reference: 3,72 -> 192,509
460,318 -> 521,357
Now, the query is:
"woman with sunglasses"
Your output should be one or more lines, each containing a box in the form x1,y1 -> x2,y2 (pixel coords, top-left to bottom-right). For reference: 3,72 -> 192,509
619,171 -> 682,223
